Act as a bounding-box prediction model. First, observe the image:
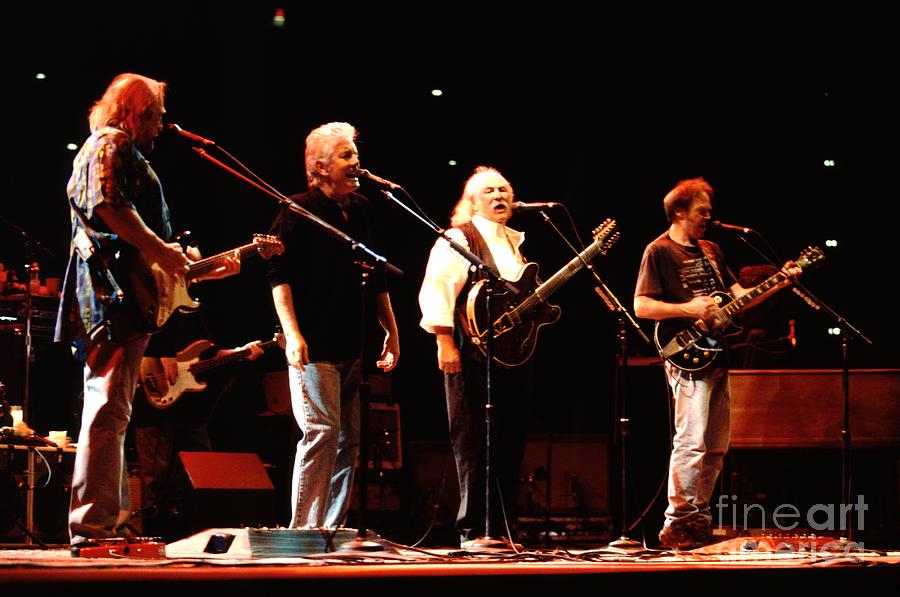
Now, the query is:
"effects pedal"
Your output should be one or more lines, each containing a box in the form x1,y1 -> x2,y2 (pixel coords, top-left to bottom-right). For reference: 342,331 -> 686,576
71,536 -> 166,559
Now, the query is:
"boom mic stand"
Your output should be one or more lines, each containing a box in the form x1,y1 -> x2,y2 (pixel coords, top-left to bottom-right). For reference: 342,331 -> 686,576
716,228 -> 870,545
337,260 -> 384,553
533,210 -> 650,551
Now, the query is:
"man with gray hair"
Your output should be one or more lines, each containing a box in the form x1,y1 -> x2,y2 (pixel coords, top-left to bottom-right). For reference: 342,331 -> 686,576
419,166 -> 534,549
267,122 -> 400,529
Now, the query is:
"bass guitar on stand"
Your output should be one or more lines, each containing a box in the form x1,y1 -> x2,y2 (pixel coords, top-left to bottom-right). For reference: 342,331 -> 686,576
141,332 -> 285,408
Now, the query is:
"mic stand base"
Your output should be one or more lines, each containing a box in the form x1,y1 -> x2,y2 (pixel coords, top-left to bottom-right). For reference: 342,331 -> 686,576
462,535 -> 521,553
823,536 -> 863,552
605,535 -> 644,551
337,536 -> 391,553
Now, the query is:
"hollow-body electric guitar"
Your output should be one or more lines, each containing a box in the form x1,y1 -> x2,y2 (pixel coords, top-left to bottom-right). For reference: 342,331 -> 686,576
463,219 -> 619,367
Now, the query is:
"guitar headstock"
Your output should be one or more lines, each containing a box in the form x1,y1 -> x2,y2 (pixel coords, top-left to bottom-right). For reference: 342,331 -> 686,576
252,234 -> 285,260
592,218 -> 620,256
796,246 -> 825,270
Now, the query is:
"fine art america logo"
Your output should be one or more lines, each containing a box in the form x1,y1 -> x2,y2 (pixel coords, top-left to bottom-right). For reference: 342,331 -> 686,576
713,494 -> 868,552
716,494 -> 867,532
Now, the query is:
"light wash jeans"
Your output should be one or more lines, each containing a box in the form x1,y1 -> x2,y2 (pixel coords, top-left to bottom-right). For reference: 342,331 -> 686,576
70,334 -> 150,543
288,360 -> 361,529
663,363 -> 731,531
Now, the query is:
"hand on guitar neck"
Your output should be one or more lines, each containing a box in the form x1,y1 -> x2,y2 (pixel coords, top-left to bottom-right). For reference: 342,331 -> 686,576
185,245 -> 241,282
653,246 -> 824,372
126,234 -> 285,333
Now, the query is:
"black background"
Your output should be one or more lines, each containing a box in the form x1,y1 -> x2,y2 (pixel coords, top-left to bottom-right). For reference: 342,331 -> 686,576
2,5 -> 898,536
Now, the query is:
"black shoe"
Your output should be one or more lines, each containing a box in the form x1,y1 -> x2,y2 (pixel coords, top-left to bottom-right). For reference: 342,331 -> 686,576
658,525 -> 702,550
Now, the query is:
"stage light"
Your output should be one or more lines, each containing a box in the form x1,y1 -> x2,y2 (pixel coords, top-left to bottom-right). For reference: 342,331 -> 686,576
448,160 -> 457,166
272,8 -> 285,27
66,143 -> 78,151
825,239 -> 838,247
431,89 -> 443,97
35,73 -> 46,80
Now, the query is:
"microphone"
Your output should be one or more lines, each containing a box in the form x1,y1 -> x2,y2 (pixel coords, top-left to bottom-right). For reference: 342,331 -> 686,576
511,201 -> 560,213
711,220 -> 753,233
166,123 -> 216,146
358,169 -> 402,190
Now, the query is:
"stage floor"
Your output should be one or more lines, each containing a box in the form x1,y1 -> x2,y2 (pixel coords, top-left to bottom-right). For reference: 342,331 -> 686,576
2,531 -> 899,591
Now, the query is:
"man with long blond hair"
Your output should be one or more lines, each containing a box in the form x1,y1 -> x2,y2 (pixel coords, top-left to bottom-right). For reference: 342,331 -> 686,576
419,166 -> 534,549
55,73 -> 237,546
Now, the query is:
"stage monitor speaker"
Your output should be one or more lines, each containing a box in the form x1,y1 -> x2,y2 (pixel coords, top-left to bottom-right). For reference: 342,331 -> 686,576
166,527 -> 363,559
178,452 -> 277,533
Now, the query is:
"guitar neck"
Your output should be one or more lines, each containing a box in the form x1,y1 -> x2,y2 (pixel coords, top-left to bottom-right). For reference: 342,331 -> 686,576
720,270 -> 788,318
189,339 -> 275,375
185,243 -> 262,282
518,238 -> 605,312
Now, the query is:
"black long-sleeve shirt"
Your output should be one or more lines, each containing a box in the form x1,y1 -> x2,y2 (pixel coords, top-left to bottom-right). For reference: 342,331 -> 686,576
266,188 -> 386,362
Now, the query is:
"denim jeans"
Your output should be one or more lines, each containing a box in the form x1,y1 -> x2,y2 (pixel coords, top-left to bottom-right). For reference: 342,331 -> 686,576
662,363 -> 731,531
70,334 -> 150,543
288,360 -> 361,528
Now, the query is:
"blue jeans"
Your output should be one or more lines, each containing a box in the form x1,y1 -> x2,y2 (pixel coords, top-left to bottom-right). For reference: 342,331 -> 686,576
70,334 -> 150,543
662,364 -> 731,531
288,360 -> 361,528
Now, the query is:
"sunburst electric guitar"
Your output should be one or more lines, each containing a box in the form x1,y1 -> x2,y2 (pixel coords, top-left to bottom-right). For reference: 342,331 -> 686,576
122,234 -> 284,334
463,219 -> 619,367
654,246 -> 825,372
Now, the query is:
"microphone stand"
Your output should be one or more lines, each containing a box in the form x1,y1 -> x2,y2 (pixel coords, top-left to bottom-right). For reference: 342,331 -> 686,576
0,217 -> 56,431
185,146 -> 402,555
379,189 -> 519,551
337,261 -> 385,553
719,228 -> 871,544
189,148 -> 401,277
534,211 -> 649,552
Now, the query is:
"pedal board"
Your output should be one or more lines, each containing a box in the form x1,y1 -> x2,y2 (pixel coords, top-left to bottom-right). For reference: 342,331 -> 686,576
71,537 -> 166,559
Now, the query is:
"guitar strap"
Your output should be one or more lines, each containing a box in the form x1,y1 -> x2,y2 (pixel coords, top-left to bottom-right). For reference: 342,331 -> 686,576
67,195 -> 125,306
457,222 -> 502,281
454,222 -> 501,356
698,240 -> 726,291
